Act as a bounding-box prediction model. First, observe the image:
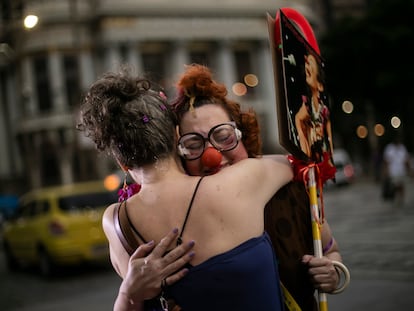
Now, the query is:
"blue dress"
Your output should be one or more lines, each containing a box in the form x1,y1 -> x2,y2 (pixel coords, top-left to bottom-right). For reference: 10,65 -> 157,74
120,177 -> 285,310
165,232 -> 285,311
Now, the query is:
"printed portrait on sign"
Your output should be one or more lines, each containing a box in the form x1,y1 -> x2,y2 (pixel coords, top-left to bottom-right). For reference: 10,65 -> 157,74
268,11 -> 334,166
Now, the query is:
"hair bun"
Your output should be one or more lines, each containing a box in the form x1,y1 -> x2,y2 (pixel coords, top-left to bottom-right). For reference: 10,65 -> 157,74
177,64 -> 227,99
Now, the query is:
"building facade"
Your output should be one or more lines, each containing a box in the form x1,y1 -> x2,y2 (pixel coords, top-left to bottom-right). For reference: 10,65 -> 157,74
1,0 -> 325,192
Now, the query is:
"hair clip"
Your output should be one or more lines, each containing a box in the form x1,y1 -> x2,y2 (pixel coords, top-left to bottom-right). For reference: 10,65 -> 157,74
159,104 -> 167,111
189,96 -> 196,116
142,115 -> 150,123
159,91 -> 167,100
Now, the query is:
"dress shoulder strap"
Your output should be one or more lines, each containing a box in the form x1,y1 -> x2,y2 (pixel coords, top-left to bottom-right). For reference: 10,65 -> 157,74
177,177 -> 204,245
114,177 -> 204,253
113,200 -> 140,256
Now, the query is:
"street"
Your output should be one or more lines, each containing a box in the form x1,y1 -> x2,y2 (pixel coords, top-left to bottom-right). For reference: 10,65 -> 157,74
1,178 -> 413,310
325,178 -> 414,310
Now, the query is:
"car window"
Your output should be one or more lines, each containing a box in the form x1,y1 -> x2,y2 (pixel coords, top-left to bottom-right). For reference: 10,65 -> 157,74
38,200 -> 50,215
14,201 -> 37,219
28,201 -> 38,217
58,191 -> 118,211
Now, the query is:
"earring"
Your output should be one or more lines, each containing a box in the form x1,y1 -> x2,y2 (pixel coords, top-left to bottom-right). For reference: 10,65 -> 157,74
117,171 -> 141,202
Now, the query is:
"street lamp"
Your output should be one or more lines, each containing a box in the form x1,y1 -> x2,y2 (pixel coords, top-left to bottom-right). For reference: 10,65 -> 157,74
23,15 -> 39,29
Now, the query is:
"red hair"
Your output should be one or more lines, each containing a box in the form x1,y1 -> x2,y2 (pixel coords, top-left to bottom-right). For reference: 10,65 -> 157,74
171,64 -> 262,157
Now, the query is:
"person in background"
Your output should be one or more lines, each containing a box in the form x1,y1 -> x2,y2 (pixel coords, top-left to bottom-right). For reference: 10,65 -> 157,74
383,134 -> 411,206
77,68 -> 293,311
172,64 -> 343,310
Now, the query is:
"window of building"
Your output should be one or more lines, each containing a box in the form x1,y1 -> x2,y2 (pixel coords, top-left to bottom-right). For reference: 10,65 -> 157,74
0,0 -> 23,24
63,54 -> 80,107
33,56 -> 52,112
188,41 -> 212,67
40,131 -> 59,186
189,51 -> 210,67
142,52 -> 166,87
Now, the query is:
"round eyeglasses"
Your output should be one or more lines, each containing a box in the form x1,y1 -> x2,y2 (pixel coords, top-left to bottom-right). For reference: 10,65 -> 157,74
178,122 -> 242,160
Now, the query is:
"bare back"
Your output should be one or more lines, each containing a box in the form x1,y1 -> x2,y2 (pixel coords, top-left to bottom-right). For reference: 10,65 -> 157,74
103,155 -> 292,275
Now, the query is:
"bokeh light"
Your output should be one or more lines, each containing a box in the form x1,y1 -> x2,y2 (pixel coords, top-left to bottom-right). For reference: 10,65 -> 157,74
342,100 -> 353,114
356,125 -> 368,138
374,123 -> 385,136
104,174 -> 121,191
232,82 -> 247,96
244,74 -> 258,87
390,116 -> 401,129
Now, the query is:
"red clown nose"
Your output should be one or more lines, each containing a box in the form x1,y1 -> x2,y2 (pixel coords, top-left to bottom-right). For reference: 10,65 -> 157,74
201,147 -> 222,169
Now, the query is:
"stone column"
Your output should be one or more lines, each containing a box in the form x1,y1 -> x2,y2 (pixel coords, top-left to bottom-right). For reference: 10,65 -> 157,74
79,49 -> 95,92
256,40 -> 280,152
126,43 -> 143,75
168,40 -> 189,85
49,51 -> 67,112
21,57 -> 37,115
57,129 -> 74,185
215,40 -> 237,93
105,46 -> 122,72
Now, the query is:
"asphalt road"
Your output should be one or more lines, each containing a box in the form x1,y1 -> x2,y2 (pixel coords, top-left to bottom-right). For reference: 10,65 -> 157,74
1,178 -> 413,310
324,178 -> 414,310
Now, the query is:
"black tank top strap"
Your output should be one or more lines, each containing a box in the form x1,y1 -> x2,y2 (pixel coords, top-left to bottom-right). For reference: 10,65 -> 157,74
124,200 -> 148,244
177,177 -> 204,246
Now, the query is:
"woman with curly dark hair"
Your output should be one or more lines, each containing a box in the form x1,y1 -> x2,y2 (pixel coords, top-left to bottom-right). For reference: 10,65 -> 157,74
77,68 -> 293,311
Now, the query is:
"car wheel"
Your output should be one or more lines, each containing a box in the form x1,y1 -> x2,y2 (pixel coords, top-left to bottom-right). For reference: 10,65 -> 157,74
3,242 -> 20,271
38,247 -> 55,277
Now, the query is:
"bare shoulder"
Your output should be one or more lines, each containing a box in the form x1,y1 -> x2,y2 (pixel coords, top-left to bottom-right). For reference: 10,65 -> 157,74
101,202 -> 130,277
103,203 -> 117,226
102,203 -> 120,240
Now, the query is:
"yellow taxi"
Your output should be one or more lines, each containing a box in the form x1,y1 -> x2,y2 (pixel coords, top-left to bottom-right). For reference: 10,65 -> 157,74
2,180 -> 118,276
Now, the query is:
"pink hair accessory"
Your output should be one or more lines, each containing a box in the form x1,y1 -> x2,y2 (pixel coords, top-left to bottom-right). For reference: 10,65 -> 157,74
159,91 -> 167,100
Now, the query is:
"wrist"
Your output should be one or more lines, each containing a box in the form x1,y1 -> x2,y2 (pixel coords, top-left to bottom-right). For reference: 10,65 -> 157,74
119,281 -> 144,306
115,290 -> 144,311
118,291 -> 137,306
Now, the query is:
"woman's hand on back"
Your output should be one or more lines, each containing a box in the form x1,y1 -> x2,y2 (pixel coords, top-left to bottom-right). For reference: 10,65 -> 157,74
118,228 -> 195,304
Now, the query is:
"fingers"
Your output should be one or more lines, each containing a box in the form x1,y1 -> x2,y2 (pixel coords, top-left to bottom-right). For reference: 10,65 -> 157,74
304,256 -> 338,292
150,228 -> 180,258
161,240 -> 195,276
161,242 -> 196,288
130,228 -> 196,289
130,240 -> 156,260
303,255 -> 331,268
302,254 -> 313,264
164,266 -> 190,287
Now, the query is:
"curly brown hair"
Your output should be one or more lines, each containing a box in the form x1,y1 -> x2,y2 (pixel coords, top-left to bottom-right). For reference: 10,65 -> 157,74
170,64 -> 262,157
77,69 -> 177,168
